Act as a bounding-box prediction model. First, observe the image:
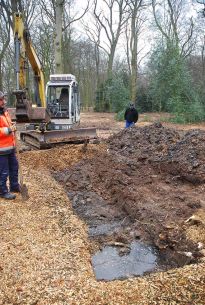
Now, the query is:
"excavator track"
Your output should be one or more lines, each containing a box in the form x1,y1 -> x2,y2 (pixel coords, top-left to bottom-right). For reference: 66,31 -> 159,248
20,128 -> 98,149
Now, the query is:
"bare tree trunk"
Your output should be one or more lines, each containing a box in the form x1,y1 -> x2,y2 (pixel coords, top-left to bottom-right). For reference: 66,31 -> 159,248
130,46 -> 137,103
202,35 -> 205,79
0,6 -> 11,90
84,17 -> 102,89
130,3 -> 138,103
107,45 -> 116,80
95,44 -> 100,89
126,0 -> 146,103
54,0 -> 64,73
0,60 -> 3,90
40,0 -> 89,74
94,0 -> 129,81
63,27 -> 73,73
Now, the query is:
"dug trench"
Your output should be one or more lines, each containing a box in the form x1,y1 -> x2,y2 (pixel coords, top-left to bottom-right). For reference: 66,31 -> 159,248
48,122 -> 205,280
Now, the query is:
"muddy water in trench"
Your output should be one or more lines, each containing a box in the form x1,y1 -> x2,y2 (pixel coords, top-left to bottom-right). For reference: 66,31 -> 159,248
92,241 -> 157,281
68,190 -> 160,281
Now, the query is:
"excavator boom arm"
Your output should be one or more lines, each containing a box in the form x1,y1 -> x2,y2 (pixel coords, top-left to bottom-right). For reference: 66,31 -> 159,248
13,12 -> 46,122
25,40 -> 46,107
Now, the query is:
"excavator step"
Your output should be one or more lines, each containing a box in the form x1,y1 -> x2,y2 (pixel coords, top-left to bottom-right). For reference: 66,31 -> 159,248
20,128 -> 98,149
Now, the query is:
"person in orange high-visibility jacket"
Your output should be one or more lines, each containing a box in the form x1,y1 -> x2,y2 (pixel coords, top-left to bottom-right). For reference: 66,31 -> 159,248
0,91 -> 20,200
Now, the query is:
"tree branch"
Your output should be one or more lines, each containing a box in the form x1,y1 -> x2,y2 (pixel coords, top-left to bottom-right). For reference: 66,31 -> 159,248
63,0 -> 90,31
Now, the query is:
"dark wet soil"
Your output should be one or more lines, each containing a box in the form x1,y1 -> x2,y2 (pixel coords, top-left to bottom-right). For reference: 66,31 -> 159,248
54,123 -> 205,279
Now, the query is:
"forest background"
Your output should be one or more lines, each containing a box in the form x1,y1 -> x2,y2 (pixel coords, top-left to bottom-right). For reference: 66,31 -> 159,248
1,0 -> 205,123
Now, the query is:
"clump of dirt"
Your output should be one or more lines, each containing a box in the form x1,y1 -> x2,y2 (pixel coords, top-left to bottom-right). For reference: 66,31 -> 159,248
54,123 -> 205,272
155,129 -> 205,184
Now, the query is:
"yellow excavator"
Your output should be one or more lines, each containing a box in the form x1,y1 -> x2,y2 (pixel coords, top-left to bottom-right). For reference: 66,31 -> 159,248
9,12 -> 97,149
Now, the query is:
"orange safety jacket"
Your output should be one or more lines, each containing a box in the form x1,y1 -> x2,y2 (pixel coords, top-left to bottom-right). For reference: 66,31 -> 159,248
0,109 -> 15,154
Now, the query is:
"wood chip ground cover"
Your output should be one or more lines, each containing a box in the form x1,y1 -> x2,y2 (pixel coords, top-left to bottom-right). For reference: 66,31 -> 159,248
0,115 -> 205,304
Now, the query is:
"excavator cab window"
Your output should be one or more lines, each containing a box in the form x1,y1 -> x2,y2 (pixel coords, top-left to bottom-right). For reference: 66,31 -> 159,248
73,84 -> 80,116
59,88 -> 69,110
47,86 -> 70,118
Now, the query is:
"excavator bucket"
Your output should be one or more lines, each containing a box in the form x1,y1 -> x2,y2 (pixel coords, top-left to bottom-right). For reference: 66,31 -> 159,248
16,106 -> 50,123
20,127 -> 98,149
12,91 -> 50,123
12,90 -> 32,123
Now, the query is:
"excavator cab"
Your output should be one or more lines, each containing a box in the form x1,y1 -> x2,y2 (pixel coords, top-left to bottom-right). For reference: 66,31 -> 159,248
46,74 -> 80,125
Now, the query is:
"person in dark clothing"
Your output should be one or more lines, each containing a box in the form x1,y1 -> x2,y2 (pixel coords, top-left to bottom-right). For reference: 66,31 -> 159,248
124,102 -> 138,128
0,91 -> 20,200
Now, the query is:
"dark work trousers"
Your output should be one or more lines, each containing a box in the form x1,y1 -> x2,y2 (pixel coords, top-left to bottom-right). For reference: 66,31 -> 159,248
0,151 -> 19,194
125,120 -> 135,128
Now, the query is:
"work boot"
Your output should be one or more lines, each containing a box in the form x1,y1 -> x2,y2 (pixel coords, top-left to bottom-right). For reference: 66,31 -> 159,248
0,193 -> 16,200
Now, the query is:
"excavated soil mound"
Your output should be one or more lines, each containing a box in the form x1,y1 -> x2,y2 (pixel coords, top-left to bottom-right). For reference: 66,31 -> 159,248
108,122 -> 180,160
108,123 -> 205,183
157,129 -> 205,184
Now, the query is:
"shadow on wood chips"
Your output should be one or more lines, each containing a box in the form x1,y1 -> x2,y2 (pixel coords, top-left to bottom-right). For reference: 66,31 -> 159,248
54,122 -> 205,273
